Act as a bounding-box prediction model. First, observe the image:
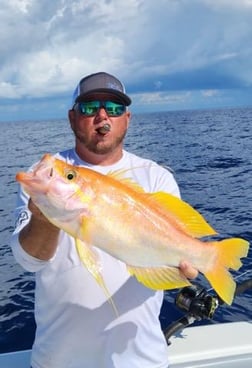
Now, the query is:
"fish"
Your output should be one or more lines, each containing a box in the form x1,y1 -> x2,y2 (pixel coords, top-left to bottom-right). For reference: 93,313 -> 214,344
16,153 -> 249,306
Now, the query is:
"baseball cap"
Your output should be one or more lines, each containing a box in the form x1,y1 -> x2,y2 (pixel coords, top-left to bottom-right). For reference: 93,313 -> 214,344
72,72 -> 131,106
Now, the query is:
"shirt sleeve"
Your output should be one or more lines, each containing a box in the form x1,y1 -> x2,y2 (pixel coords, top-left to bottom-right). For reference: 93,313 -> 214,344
148,163 -> 181,198
10,186 -> 55,272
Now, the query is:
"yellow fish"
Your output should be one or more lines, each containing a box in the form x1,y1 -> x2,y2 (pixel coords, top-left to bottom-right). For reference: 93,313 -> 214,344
16,154 -> 249,305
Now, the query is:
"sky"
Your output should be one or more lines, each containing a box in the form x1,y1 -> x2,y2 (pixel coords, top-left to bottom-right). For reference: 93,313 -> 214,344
1,0 -> 252,122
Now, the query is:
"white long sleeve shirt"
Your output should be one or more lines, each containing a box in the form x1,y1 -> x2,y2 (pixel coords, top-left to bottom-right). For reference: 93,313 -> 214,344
11,149 -> 180,368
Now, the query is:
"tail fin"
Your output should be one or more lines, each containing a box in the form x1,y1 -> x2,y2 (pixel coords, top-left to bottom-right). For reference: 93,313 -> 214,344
205,238 -> 249,305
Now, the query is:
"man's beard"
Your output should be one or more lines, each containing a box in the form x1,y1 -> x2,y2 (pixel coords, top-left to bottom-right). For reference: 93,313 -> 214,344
74,129 -> 127,155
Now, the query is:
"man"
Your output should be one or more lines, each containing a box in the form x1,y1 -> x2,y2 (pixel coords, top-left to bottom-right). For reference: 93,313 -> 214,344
11,72 -> 197,368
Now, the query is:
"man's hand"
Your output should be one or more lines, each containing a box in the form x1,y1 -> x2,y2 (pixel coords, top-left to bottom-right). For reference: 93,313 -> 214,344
28,199 -> 52,224
179,261 -> 198,279
19,199 -> 60,260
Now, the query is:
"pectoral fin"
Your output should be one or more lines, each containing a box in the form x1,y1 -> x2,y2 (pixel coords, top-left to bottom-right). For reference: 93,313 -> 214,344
127,265 -> 191,290
75,238 -> 118,315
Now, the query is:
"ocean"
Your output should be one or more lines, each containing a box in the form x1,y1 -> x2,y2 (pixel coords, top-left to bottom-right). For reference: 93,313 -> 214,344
0,107 -> 251,353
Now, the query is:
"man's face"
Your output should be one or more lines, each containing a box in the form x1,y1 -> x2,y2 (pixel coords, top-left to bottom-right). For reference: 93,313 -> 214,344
69,93 -> 131,155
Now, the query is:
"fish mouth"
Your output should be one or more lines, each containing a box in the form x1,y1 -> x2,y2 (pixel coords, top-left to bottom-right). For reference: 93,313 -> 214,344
16,170 -> 51,195
16,154 -> 55,193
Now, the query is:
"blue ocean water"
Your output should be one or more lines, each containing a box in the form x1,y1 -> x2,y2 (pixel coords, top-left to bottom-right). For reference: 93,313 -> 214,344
0,107 -> 251,353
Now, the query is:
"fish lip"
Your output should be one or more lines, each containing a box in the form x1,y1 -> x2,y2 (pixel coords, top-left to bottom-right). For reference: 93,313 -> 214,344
16,172 -> 49,195
16,161 -> 54,195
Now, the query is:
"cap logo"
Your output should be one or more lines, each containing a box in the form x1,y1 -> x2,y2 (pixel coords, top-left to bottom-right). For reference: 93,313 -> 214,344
107,81 -> 121,91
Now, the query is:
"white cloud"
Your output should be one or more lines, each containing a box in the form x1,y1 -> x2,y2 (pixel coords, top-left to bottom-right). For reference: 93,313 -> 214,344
0,0 -> 146,98
135,91 -> 191,105
201,89 -> 219,97
1,0 -> 252,103
202,0 -> 252,9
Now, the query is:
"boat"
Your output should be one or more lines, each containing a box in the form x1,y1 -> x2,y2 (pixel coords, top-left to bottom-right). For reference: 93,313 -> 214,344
1,281 -> 251,367
0,349 -> 30,368
168,320 -> 252,367
1,320 -> 252,368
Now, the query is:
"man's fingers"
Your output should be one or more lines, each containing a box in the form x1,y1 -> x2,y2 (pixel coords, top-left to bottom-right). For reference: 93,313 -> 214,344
179,261 -> 198,279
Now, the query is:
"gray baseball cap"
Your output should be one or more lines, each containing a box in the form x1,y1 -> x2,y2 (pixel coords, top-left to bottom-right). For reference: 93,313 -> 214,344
72,72 -> 131,106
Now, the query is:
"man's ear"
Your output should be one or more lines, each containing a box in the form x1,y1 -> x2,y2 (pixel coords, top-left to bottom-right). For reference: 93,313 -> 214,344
68,109 -> 75,130
126,110 -> 131,129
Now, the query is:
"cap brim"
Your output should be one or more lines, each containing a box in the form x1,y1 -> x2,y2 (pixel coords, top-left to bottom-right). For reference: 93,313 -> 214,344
75,88 -> 131,106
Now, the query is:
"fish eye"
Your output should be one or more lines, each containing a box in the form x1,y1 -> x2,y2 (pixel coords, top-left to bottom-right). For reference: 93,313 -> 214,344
66,170 -> 77,181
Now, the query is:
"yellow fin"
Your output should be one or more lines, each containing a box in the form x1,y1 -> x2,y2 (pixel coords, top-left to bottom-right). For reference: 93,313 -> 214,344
75,239 -> 119,316
107,168 -> 132,180
127,265 -> 191,290
204,238 -> 249,305
107,169 -> 145,192
149,191 -> 217,237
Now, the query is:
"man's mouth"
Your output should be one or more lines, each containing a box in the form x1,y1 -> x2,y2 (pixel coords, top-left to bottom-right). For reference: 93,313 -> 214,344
96,124 -> 111,135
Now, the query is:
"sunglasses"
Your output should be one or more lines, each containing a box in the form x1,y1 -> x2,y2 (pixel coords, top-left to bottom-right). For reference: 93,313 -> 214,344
74,101 -> 126,117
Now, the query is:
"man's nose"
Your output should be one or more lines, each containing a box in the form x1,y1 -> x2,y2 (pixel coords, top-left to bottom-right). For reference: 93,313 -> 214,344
95,107 -> 109,119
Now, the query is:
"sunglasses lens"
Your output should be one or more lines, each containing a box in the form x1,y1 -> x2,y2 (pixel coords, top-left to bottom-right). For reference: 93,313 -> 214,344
104,101 -> 126,116
79,101 -> 100,116
77,101 -> 126,116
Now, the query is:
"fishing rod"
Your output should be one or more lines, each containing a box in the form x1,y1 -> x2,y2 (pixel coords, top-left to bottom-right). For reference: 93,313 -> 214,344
164,276 -> 252,345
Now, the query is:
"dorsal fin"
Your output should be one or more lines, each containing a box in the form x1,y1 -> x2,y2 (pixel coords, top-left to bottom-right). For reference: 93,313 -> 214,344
106,169 -> 145,192
107,170 -> 217,238
149,191 -> 217,238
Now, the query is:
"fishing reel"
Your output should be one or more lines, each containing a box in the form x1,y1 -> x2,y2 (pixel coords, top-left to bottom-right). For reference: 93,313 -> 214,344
164,278 -> 252,345
175,284 -> 219,320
